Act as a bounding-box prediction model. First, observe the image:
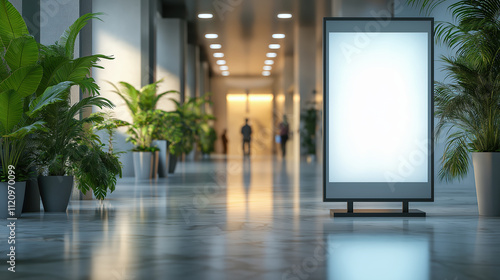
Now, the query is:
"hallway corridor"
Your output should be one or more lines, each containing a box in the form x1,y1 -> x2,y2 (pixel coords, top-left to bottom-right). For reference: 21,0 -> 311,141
2,157 -> 500,280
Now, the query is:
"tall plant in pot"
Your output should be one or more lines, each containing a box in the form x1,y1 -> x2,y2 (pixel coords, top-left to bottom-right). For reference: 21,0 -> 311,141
409,0 -> 500,216
0,0 -> 75,217
110,80 -> 176,179
27,12 -> 115,212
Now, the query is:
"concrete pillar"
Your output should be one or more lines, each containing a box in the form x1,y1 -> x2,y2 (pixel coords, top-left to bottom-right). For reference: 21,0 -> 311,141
92,0 -> 142,177
156,17 -> 187,109
294,21 -> 316,158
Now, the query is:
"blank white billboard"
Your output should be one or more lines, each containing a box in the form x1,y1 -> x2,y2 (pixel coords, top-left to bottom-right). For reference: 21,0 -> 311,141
324,19 -> 433,201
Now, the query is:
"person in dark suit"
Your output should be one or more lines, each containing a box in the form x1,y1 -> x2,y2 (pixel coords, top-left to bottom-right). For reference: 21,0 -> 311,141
279,115 -> 289,157
241,119 -> 252,156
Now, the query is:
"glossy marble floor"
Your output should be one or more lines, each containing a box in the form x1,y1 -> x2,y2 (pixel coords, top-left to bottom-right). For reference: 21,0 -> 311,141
1,156 -> 500,280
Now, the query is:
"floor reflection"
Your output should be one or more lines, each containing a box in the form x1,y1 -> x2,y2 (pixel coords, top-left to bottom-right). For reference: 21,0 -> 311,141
328,234 -> 430,280
3,157 -> 500,279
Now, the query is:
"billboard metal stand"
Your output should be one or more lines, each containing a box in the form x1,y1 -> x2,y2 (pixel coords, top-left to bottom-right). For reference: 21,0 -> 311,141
330,201 -> 425,217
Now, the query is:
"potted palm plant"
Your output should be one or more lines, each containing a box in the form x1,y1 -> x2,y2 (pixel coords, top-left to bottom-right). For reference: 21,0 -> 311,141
165,94 -> 216,170
26,12 -> 115,212
110,80 -> 176,179
409,0 -> 500,216
0,0 -> 73,217
35,94 -> 114,211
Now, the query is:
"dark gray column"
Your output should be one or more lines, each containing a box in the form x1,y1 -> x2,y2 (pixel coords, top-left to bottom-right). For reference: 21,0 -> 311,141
22,0 -> 41,42
141,0 -> 157,86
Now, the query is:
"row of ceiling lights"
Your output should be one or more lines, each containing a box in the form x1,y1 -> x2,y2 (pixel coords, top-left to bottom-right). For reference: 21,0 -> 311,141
263,13 -> 292,76
197,12 -> 293,77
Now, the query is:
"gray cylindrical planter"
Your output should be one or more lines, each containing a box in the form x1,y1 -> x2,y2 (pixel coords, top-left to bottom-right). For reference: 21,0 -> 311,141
0,181 -> 26,219
168,154 -> 178,174
23,167 -> 40,212
133,151 -> 159,180
472,152 -> 500,216
152,140 -> 168,178
38,176 -> 73,212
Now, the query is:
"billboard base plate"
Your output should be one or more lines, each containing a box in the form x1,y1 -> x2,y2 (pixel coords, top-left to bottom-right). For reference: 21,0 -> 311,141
330,208 -> 426,217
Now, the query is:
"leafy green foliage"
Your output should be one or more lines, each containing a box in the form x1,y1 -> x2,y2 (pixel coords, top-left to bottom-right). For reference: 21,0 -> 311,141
0,1 -> 69,181
409,0 -> 500,181
110,80 -> 177,151
34,95 -> 114,176
0,0 -> 28,47
198,124 -> 217,154
301,108 -> 317,155
163,94 -> 215,156
72,114 -> 123,200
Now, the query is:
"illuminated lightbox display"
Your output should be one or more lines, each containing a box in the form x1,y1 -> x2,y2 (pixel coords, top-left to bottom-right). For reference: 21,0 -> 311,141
323,18 -> 434,202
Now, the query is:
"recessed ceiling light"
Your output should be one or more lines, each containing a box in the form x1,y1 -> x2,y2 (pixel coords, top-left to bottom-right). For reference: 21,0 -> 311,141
216,60 -> 226,65
263,66 -> 272,71
214,53 -> 224,58
220,65 -> 229,70
272,34 -> 285,39
269,44 -> 281,49
210,44 -> 222,49
205,34 -> 218,39
198,13 -> 213,19
262,71 -> 271,76
265,60 -> 274,65
277,13 -> 292,19
266,52 -> 277,58
222,71 -> 230,76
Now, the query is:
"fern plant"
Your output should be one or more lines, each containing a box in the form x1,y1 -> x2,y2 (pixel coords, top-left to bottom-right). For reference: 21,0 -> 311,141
408,0 -> 500,181
72,113 -> 124,200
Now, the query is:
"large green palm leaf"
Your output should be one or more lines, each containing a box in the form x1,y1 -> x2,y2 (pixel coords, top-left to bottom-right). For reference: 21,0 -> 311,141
4,36 -> 39,71
58,13 -> 103,59
0,65 -> 43,97
27,81 -> 72,117
0,89 -> 22,134
0,0 -> 28,48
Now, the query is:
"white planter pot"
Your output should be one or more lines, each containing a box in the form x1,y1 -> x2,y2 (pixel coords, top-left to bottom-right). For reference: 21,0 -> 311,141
472,152 -> 500,216
133,151 -> 159,180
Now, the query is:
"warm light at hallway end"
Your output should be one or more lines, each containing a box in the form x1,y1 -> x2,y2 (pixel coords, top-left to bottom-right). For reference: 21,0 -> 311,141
227,94 -> 247,102
249,94 -> 274,102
